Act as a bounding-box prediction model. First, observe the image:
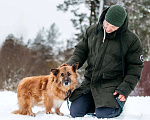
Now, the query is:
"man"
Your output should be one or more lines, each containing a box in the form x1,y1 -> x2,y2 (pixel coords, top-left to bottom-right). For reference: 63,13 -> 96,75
62,4 -> 144,118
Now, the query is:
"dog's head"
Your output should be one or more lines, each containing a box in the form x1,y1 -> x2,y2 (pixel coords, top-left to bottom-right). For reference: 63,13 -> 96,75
51,63 -> 79,91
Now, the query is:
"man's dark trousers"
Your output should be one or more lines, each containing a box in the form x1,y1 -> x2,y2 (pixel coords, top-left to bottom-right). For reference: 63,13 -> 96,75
70,90 -> 121,118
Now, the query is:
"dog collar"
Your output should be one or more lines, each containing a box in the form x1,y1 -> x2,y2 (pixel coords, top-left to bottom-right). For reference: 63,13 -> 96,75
64,89 -> 72,100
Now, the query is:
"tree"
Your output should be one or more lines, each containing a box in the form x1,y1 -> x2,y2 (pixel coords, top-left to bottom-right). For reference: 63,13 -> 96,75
0,34 -> 32,90
57,0 -> 100,41
31,23 -> 60,59
47,23 -> 60,46
30,23 -> 61,74
0,23 -> 61,91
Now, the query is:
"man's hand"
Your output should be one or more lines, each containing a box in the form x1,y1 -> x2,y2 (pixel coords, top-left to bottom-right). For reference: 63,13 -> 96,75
113,92 -> 126,101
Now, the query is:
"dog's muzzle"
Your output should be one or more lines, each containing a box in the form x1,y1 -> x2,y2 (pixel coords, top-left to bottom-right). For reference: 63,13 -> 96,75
62,79 -> 71,86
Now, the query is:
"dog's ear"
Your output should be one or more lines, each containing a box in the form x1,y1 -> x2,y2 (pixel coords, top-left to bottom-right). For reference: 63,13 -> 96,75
72,62 -> 79,72
58,63 -> 68,68
51,69 -> 59,76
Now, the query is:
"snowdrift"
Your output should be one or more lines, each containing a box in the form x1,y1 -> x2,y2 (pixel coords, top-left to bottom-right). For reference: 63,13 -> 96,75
0,91 -> 150,120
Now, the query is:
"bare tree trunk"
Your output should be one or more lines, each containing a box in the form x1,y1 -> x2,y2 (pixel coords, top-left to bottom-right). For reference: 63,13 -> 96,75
98,0 -> 104,21
89,1 -> 92,25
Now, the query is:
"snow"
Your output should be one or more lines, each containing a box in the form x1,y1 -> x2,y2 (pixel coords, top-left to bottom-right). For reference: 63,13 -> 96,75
0,91 -> 150,120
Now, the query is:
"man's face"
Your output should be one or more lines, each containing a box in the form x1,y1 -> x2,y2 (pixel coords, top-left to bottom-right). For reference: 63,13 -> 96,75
104,20 -> 119,33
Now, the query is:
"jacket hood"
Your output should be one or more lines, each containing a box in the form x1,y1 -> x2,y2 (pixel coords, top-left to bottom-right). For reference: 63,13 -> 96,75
97,7 -> 128,38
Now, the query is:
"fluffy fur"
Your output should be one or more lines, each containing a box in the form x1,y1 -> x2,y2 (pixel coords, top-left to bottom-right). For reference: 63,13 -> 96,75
12,63 -> 79,117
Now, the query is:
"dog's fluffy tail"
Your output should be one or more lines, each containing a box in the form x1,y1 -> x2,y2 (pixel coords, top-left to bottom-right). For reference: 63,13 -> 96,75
12,110 -> 27,115
12,110 -> 20,114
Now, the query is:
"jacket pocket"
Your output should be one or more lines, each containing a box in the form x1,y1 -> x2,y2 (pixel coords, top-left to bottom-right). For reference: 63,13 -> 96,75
102,71 -> 122,80
101,77 -> 123,89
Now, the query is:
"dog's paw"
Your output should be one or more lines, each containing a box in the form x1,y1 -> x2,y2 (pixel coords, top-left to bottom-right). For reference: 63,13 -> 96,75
59,112 -> 64,116
46,111 -> 54,114
29,113 -> 36,117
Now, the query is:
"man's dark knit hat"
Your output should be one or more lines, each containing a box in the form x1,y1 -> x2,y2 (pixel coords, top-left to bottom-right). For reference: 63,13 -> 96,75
105,4 -> 127,27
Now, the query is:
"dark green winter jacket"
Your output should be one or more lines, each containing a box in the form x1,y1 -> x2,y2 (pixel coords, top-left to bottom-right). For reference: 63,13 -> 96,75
66,8 -> 144,108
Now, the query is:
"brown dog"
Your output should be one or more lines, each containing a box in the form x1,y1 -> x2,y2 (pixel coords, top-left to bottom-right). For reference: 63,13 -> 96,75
12,63 -> 79,117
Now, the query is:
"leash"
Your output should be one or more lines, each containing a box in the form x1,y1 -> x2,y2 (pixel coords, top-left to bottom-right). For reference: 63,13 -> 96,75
116,97 -> 123,109
65,90 -> 72,100
65,90 -> 72,111
115,94 -> 123,117
66,99 -> 70,111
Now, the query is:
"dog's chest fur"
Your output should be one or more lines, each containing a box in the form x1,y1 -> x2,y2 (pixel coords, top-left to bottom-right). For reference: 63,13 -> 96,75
53,99 -> 64,108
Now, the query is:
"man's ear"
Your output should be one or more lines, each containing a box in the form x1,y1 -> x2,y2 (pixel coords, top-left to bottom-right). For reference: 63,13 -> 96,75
51,69 -> 59,76
72,62 -> 79,72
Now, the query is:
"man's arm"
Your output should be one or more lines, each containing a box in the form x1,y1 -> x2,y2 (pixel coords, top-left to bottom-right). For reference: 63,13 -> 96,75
66,28 -> 89,69
115,37 -> 144,99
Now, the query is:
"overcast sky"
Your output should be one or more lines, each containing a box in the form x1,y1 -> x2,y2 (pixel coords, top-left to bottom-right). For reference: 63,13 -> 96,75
0,0 -> 78,46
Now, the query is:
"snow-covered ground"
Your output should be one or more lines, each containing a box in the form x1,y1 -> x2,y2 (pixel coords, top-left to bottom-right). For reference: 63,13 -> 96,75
0,91 -> 150,120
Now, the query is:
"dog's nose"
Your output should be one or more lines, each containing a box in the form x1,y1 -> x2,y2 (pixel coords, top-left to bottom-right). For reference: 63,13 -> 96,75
65,81 -> 68,85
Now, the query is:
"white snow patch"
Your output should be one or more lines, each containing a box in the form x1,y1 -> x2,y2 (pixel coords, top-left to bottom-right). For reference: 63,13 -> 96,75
0,91 -> 150,120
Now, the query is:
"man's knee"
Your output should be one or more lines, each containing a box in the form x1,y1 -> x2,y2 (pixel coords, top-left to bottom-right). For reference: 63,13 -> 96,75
95,107 -> 120,118
70,92 -> 95,118
69,97 -> 89,117
70,106 -> 85,118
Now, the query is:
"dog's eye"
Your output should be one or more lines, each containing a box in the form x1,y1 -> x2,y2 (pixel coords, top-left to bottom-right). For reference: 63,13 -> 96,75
67,72 -> 71,76
61,73 -> 64,77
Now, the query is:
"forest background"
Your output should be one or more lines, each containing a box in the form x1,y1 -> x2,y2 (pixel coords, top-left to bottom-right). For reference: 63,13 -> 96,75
0,0 -> 149,96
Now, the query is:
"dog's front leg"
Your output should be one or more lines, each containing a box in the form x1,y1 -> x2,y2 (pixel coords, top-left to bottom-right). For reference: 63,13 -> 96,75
55,107 -> 64,116
44,96 -> 54,114
46,104 -> 54,114
28,108 -> 36,117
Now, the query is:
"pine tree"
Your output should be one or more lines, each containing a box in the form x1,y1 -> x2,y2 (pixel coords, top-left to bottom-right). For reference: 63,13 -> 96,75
47,23 -> 60,46
30,23 -> 61,73
57,0 -> 100,41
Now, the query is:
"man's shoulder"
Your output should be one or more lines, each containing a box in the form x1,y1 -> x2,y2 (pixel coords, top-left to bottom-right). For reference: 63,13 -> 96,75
122,29 -> 141,46
123,29 -> 142,49
124,29 -> 140,40
86,24 -> 97,34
